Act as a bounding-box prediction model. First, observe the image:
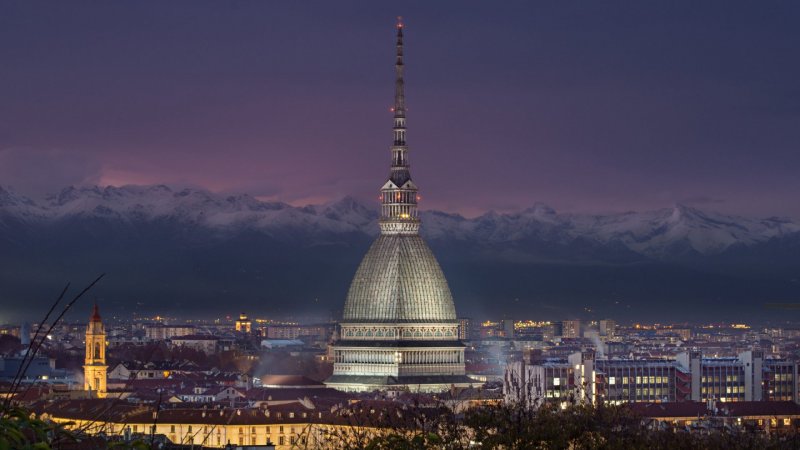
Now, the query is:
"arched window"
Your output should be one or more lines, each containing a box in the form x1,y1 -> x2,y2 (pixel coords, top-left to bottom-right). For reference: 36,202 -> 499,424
94,342 -> 101,359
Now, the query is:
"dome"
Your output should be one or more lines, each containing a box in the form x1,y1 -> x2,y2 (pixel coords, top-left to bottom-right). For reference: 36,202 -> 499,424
342,235 -> 457,323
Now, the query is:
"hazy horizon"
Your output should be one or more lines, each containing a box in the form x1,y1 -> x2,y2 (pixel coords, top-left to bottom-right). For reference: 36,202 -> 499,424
3,181 -> 799,221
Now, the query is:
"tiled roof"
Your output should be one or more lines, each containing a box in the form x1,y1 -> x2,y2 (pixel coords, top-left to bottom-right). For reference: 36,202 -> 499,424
628,402 -> 708,418
720,401 -> 800,417
245,387 -> 350,402
629,401 -> 800,419
258,375 -> 323,387
171,335 -> 219,341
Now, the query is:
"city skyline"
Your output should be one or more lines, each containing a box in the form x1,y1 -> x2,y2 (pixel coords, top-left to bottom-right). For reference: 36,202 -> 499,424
3,4 -> 800,449
2,2 -> 800,218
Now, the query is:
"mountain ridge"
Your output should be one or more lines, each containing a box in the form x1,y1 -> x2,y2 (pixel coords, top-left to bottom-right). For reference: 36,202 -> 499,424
2,184 -> 797,259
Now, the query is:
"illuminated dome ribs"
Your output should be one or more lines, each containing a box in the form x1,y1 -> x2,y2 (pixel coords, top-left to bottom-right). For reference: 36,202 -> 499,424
342,235 -> 456,323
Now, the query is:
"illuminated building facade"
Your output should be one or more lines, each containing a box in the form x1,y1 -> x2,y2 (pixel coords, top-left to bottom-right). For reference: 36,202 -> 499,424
599,319 -> 616,338
144,324 -> 196,341
506,350 -> 799,407
325,21 -> 474,392
235,313 -> 252,333
560,320 -> 581,339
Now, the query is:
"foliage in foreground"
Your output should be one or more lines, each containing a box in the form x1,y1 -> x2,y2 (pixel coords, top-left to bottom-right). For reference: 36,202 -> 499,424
0,407 -> 148,450
328,401 -> 800,450
462,402 -> 800,450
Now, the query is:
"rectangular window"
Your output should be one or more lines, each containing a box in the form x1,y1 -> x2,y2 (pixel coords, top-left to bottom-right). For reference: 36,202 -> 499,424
609,377 -> 616,385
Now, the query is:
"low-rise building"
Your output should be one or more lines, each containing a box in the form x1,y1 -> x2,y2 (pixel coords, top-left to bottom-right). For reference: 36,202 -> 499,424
145,324 -> 196,341
170,335 -> 219,354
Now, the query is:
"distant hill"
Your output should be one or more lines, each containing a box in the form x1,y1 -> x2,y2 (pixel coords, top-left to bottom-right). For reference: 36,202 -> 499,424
1,185 -> 799,323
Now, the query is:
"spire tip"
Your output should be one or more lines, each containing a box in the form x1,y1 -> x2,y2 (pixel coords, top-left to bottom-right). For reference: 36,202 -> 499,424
91,303 -> 101,322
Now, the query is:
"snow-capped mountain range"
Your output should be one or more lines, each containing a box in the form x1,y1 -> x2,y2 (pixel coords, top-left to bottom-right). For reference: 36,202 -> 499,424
1,184 -> 798,260
2,184 -> 799,322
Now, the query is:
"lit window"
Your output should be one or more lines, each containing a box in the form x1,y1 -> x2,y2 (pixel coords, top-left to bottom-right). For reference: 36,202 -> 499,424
609,377 -> 616,385
553,377 -> 560,386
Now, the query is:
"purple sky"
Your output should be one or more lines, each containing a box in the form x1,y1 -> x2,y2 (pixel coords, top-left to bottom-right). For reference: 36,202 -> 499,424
1,1 -> 799,217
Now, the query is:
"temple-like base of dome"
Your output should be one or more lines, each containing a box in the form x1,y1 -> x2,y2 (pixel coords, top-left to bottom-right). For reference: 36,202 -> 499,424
324,374 -> 479,393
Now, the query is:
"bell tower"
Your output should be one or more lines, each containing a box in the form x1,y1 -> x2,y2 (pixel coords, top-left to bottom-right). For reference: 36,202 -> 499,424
83,304 -> 107,398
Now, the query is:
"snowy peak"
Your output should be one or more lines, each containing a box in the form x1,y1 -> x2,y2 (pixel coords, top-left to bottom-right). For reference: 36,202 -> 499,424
321,196 -> 377,223
0,186 -> 36,208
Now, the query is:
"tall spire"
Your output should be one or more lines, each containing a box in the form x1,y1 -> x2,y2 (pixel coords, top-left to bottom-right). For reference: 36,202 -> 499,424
394,17 -> 405,121
391,17 -> 408,162
380,17 -> 419,236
